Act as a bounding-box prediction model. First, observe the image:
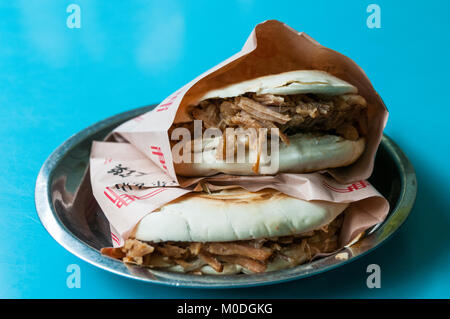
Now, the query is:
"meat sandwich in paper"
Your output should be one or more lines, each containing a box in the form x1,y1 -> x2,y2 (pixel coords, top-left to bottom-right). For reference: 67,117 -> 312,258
92,20 -> 389,275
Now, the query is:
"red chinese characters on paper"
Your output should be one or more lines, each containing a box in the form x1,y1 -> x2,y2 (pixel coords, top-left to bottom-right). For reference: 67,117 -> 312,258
111,232 -> 121,246
322,180 -> 370,193
150,146 -> 168,171
103,186 -> 167,208
155,90 -> 182,112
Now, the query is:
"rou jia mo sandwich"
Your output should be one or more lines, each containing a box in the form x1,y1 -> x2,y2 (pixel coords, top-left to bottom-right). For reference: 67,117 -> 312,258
97,20 -> 388,276
102,188 -> 349,275
102,71 -> 367,274
172,70 -> 368,176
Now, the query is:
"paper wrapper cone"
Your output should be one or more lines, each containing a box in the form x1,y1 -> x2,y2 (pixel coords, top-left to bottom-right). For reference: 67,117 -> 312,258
112,20 -> 388,184
90,141 -> 389,248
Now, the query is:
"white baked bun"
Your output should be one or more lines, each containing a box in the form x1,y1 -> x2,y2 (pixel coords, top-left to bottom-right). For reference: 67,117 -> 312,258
199,70 -> 358,100
174,133 -> 365,176
133,188 -> 348,243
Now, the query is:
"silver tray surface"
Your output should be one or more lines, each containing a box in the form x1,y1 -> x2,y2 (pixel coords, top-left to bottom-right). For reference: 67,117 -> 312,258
35,105 -> 417,288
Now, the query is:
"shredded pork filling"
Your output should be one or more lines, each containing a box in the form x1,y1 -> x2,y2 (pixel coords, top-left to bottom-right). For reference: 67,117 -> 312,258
102,215 -> 343,274
187,93 -> 368,142
168,93 -> 368,173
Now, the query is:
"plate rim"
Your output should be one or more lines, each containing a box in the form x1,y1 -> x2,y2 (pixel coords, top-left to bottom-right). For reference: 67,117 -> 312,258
34,105 -> 417,289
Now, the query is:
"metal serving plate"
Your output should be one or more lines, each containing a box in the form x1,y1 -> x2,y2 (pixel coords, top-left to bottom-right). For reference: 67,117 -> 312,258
35,105 -> 417,288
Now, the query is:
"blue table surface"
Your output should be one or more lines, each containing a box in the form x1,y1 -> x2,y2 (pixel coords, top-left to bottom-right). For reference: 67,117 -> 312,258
1,0 -> 449,299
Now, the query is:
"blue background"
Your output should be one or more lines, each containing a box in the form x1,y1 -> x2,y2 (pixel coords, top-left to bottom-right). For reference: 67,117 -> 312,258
1,0 -> 449,298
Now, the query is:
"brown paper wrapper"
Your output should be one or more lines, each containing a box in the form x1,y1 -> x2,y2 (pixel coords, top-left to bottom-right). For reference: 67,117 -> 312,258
112,19 -> 388,184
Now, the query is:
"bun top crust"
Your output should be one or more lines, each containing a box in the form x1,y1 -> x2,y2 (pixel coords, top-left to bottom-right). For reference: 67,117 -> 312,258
133,188 -> 348,243
199,70 -> 357,102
